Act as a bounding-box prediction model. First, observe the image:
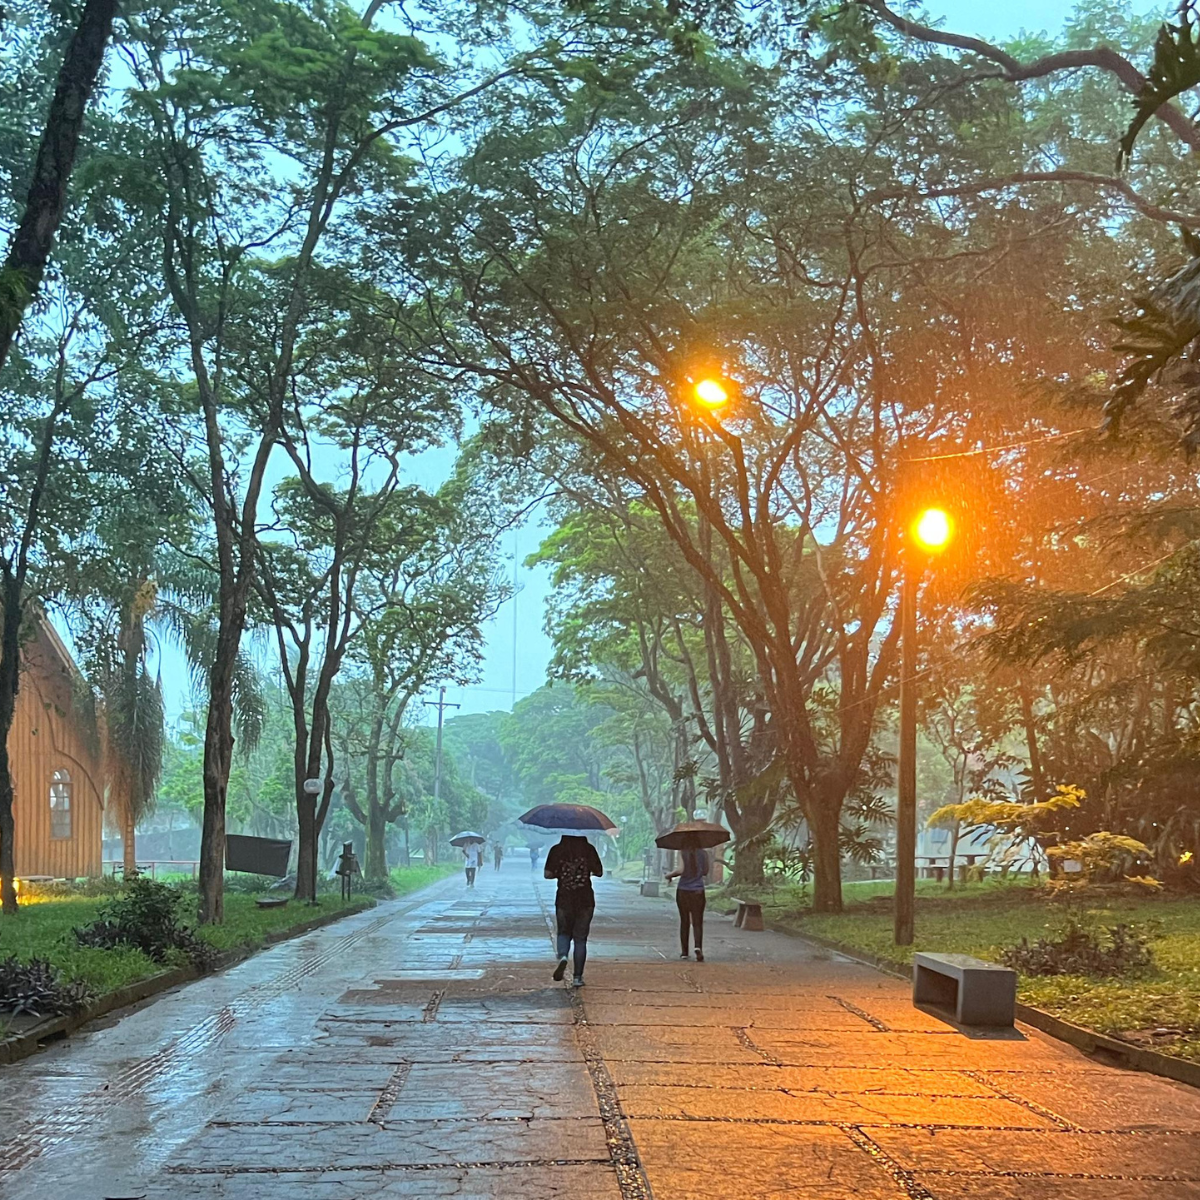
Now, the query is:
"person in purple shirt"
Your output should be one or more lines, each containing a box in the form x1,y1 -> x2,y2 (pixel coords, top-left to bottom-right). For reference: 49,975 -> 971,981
666,847 -> 709,961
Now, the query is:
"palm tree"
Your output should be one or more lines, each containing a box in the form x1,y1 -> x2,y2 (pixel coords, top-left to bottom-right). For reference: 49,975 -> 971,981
90,557 -> 265,878
97,580 -> 164,878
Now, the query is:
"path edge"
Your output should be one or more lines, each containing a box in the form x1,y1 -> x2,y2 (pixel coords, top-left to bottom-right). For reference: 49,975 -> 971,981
790,926 -> 1200,1090
0,899 -> 376,1067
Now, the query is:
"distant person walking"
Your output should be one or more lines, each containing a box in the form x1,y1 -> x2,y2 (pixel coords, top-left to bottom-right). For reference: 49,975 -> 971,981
529,846 -> 538,872
545,835 -> 603,987
667,847 -> 710,961
463,842 -> 482,887
493,842 -> 503,872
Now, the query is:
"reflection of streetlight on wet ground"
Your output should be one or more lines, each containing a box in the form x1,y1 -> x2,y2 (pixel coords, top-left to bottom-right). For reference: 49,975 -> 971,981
895,507 -> 955,947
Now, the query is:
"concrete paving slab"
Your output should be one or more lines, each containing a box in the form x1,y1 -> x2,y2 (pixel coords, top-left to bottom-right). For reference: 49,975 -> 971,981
869,1127 -> 1200,1179
171,1116 -> 612,1171
913,1178 -> 1200,1200
629,1119 -> 908,1198
978,1070 -> 1200,1130
141,1164 -> 625,1198
607,1061 -> 1005,1094
617,1083 -> 1059,1127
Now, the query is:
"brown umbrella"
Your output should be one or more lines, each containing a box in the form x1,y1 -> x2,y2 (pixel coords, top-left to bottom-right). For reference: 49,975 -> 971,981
655,820 -> 730,851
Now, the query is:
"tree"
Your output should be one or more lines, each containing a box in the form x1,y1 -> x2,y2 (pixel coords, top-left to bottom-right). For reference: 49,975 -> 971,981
334,468 -> 508,878
255,290 -> 456,899
0,154 -> 164,911
0,0 -> 118,370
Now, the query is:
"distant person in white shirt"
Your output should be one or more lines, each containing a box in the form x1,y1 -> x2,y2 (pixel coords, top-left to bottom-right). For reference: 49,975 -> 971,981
463,843 -> 482,887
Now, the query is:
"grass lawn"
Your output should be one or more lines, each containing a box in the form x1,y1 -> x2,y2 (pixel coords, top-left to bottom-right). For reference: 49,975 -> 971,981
388,864 -> 459,896
735,878 -> 1200,1063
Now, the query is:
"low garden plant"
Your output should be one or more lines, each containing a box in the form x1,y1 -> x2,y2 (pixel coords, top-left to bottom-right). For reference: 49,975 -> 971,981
74,877 -> 218,971
1001,915 -> 1155,978
0,955 -> 92,1019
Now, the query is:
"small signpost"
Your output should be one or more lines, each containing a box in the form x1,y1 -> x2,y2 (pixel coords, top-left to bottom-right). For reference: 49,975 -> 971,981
335,842 -> 362,899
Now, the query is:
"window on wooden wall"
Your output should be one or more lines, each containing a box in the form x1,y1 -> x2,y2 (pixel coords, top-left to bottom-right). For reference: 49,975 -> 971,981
50,769 -> 72,840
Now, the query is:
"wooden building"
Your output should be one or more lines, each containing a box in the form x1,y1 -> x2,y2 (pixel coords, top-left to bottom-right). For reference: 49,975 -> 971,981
10,619 -> 105,878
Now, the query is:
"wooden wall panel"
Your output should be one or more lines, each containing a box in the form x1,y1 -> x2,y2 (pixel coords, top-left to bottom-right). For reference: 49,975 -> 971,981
10,623 -> 104,879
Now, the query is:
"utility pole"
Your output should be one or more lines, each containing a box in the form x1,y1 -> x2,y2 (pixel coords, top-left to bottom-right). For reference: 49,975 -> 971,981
426,688 -> 461,869
511,529 -> 519,709
429,686 -> 460,804
894,563 -> 918,947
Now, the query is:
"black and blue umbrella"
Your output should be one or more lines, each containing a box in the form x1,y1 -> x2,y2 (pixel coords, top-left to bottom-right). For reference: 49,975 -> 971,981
517,803 -> 618,836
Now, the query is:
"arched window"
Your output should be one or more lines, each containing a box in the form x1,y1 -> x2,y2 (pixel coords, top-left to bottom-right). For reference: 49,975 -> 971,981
50,769 -> 71,840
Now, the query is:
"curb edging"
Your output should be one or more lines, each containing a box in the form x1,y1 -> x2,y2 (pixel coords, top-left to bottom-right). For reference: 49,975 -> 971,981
792,926 -> 1200,1090
0,899 -> 374,1068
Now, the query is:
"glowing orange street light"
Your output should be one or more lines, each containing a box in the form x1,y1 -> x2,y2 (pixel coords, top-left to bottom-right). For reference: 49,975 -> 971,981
693,378 -> 730,409
912,507 -> 954,553
895,503 -> 956,948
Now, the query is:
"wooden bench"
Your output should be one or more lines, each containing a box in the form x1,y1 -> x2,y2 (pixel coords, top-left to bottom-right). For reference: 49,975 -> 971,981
254,896 -> 289,910
913,952 -> 1016,1026
732,898 -> 764,932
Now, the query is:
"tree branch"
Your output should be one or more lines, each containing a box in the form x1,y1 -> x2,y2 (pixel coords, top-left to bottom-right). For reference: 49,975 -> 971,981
866,169 -> 1200,228
861,0 -> 1200,151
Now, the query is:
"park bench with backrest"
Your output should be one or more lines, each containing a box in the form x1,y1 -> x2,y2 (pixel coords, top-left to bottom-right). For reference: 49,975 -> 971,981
731,898 -> 764,931
912,951 -> 1016,1026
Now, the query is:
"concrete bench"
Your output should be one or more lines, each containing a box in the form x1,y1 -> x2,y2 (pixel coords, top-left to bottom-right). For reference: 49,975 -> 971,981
732,898 -> 764,932
913,952 -> 1016,1026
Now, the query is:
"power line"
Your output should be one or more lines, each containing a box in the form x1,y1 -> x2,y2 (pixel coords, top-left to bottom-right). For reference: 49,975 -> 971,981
903,427 -> 1094,462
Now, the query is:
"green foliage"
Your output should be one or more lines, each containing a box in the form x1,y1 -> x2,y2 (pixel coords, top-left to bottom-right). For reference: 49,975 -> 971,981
74,877 -> 216,970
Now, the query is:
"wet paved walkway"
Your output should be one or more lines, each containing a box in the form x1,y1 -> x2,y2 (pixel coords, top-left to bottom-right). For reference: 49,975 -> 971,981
2,864 -> 1200,1198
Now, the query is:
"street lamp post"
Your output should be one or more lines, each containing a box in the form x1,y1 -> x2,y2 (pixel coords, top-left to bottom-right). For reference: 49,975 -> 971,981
894,506 -> 954,947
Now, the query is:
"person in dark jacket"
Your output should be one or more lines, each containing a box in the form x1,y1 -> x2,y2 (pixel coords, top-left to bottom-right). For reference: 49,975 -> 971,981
544,834 -> 603,986
666,847 -> 710,961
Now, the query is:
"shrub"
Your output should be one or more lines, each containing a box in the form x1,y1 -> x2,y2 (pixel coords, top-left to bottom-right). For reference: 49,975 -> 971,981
74,877 -> 217,971
21,876 -> 124,900
0,956 -> 92,1019
1001,917 -> 1154,978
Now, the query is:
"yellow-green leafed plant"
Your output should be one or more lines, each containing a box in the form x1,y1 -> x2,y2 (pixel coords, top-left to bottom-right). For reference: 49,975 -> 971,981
1046,832 -> 1151,877
926,785 -> 1086,878
926,783 -> 1085,833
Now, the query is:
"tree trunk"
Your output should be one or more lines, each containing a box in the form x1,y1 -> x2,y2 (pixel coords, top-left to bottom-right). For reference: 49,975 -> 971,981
809,800 -> 843,913
122,797 -> 136,878
0,575 -> 23,913
0,0 -> 118,371
295,786 -> 317,902
198,645 -> 237,924
1018,679 -> 1046,800
365,798 -> 388,880
947,821 -> 960,891
727,836 -> 765,892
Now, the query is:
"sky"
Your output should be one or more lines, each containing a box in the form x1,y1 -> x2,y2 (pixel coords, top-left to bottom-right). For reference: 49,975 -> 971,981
143,0 -> 1164,730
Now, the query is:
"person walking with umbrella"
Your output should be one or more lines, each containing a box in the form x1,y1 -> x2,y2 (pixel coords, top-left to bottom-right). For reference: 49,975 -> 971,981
519,803 -> 616,988
544,834 -> 603,986
658,820 -> 730,962
450,832 -> 485,888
